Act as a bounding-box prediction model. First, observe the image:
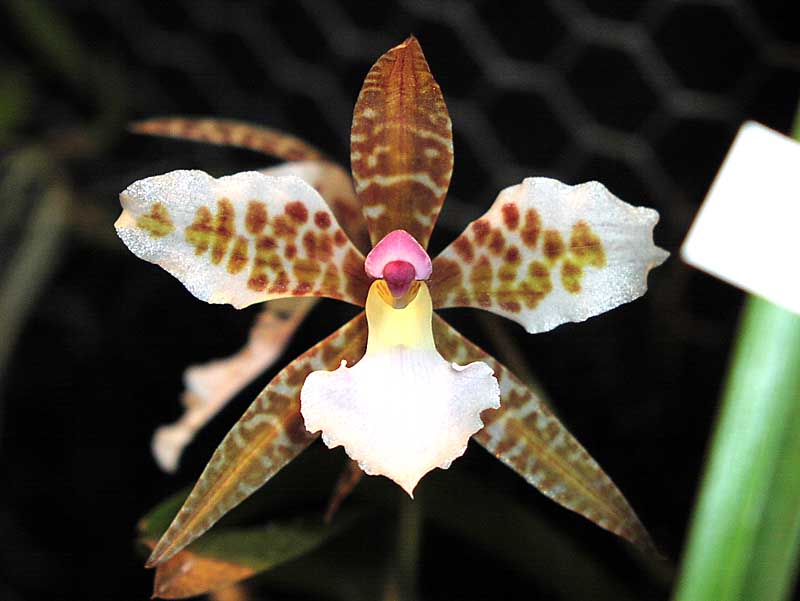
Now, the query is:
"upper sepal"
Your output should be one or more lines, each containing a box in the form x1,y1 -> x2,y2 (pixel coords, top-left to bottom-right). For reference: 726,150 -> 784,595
350,36 -> 454,249
430,177 -> 668,333
116,170 -> 371,309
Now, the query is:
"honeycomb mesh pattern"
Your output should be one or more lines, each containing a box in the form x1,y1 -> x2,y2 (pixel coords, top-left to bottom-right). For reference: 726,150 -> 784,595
39,0 -> 800,238
2,1 -> 800,599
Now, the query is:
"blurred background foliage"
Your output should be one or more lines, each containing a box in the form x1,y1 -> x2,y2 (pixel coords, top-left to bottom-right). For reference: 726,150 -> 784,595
0,0 -> 798,599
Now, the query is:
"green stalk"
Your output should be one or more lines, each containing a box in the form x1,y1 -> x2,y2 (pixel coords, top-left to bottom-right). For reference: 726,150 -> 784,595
674,105 -> 800,601
673,292 -> 800,597
382,497 -> 420,601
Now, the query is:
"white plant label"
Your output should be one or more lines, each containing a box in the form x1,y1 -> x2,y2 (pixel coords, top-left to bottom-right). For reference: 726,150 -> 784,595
682,121 -> 800,315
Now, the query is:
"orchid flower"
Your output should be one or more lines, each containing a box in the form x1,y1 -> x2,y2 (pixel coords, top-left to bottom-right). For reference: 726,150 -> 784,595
117,37 -> 668,568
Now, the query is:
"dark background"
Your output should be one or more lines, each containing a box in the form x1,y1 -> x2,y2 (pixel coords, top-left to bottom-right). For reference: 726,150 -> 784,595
1,1 -> 798,599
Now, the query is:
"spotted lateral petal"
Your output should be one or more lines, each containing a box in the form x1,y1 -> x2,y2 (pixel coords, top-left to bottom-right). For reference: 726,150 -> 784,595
130,117 -> 325,162
116,170 -> 371,308
351,36 -> 453,249
430,178 -> 668,333
147,313 -> 369,567
131,118 -> 370,253
262,161 -> 370,254
153,297 -> 316,473
432,314 -> 655,552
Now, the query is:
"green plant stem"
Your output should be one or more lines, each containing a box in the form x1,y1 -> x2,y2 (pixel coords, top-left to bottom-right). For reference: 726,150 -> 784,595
383,497 -> 420,601
673,295 -> 800,601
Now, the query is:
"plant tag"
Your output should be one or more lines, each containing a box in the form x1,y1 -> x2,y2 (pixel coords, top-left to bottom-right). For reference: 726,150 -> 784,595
682,121 -> 800,315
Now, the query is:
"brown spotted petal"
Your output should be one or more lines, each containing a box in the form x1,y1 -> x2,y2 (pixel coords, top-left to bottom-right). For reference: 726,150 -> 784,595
116,170 -> 371,309
153,297 -> 316,473
130,117 -> 325,162
430,178 -> 668,333
146,313 -> 369,567
131,117 -> 370,253
261,161 -> 370,254
351,36 -> 453,249
432,314 -> 655,552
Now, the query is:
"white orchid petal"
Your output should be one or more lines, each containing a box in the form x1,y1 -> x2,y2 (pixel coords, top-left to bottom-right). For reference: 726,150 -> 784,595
300,282 -> 500,495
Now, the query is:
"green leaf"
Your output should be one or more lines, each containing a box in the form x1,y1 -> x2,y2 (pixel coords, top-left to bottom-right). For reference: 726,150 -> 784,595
145,509 -> 361,599
138,441 -> 349,544
138,446 -> 369,598
258,513 -> 390,601
186,513 -> 357,571
138,488 -> 190,542
0,149 -> 68,391
673,295 -> 800,601
674,106 -> 800,601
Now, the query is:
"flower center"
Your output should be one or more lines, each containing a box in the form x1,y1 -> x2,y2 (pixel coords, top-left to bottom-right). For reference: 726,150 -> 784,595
364,230 -> 432,305
382,260 -> 416,298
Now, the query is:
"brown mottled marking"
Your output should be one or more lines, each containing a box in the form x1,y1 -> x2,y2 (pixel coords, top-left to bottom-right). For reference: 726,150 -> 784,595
129,117 -> 325,162
248,237 -> 278,291
211,200 -> 235,263
246,201 -> 267,234
561,261 -> 583,294
248,273 -> 268,292
320,264 -> 342,296
227,236 -> 249,274
293,282 -> 312,295
303,231 -> 334,262
543,229 -> 565,261
136,202 -> 174,238
268,271 -> 289,294
186,206 -> 212,255
469,256 -> 493,308
257,236 -> 276,250
285,201 -> 309,224
121,167 -> 372,306
318,233 -> 334,262
428,257 -> 465,306
520,261 -> 552,309
314,211 -> 332,229
488,230 -> 506,255
501,203 -> 520,230
521,208 -> 541,248
350,36 -> 454,248
505,246 -> 521,264
272,215 -> 296,238
498,263 -> 518,282
343,249 -> 372,304
453,236 -> 474,263
185,199 -> 235,264
570,221 -> 606,268
499,300 -> 522,313
472,220 -> 491,246
302,231 -> 318,260
293,258 -> 322,287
